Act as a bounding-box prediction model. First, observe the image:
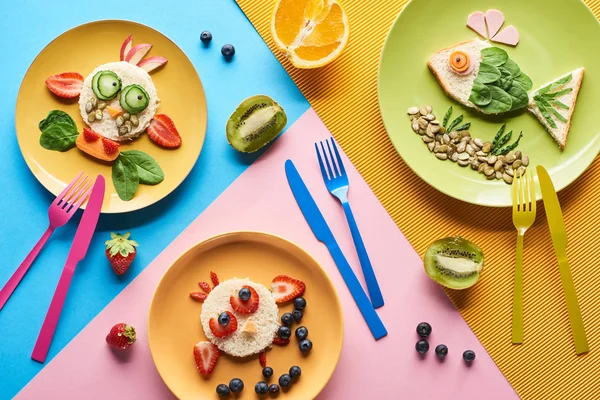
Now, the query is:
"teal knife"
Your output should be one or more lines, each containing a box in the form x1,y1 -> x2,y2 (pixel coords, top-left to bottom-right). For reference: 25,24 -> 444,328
285,159 -> 387,340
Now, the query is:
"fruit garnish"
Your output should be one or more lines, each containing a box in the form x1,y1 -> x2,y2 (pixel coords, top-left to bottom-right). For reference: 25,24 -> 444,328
198,281 -> 212,293
76,131 -> 119,162
271,0 -> 350,69
106,323 -> 136,350
271,275 -> 306,303
263,367 -> 274,378
83,127 -> 100,142
449,50 -> 470,73
298,338 -> 313,353
255,382 -> 269,395
259,351 -> 267,367
415,340 -> 429,354
45,72 -> 84,99
269,384 -> 280,395
416,322 -> 432,338
293,296 -> 306,310
102,138 -> 120,155
221,44 -> 235,58
120,35 -> 133,62
277,326 -> 291,339
423,236 -> 484,290
210,271 -> 220,287
105,232 -> 138,276
295,326 -> 308,340
272,337 -> 289,346
463,350 -> 476,363
278,374 -> 292,388
147,114 -> 182,148
230,285 -> 259,314
281,313 -> 293,326
289,365 -> 301,378
242,317 -> 258,334
229,378 -> 244,393
209,311 -> 238,338
193,341 -> 220,376
190,292 -> 207,302
435,344 -> 448,359
125,43 -> 152,65
137,56 -> 168,73
106,105 -> 123,118
200,31 -> 213,44
292,309 -> 303,322
216,384 -> 230,397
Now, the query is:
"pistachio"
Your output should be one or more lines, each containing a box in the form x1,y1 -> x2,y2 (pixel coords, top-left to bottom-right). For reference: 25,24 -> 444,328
505,152 -> 516,163
442,134 -> 450,144
466,144 -> 475,156
521,155 -> 529,167
517,166 -> 527,176
495,171 -> 503,180
424,113 -> 435,121
498,155 -> 506,164
407,107 -> 419,115
460,131 -> 471,139
451,152 -> 459,162
503,172 -> 513,184
430,119 -> 439,125
422,135 -> 434,143
94,109 -> 103,120
505,167 -> 514,177
427,142 -> 435,152
482,142 -> 493,153
116,116 -> 124,127
85,101 -> 94,114
478,156 -> 488,163
449,131 -> 459,140
513,160 -> 523,169
474,138 -> 484,148
515,150 -> 522,159
471,160 -> 480,170
458,159 -> 470,167
122,113 -> 131,121
435,153 -> 448,160
486,174 -> 496,180
478,163 -> 486,173
411,119 -> 420,133
429,124 -> 441,134
419,107 -> 428,116
436,144 -> 449,153
97,102 -> 106,110
425,128 -> 435,138
426,105 -> 433,114
484,165 -> 494,176
124,121 -> 133,133
130,115 -> 139,127
90,97 -> 97,108
87,112 -> 96,122
457,152 -> 470,161
494,160 -> 503,171
487,155 -> 497,165
118,126 -> 129,136
456,142 -> 466,153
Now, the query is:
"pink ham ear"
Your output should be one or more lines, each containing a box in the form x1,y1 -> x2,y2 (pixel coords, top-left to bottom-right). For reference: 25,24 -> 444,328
485,9 -> 505,38
466,11 -> 487,38
491,25 -> 520,46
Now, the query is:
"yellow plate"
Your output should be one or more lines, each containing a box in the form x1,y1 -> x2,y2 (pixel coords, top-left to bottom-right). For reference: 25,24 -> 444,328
148,232 -> 344,400
15,20 -> 207,213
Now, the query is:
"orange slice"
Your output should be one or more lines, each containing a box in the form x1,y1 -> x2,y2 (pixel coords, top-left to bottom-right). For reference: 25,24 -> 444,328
271,0 -> 350,69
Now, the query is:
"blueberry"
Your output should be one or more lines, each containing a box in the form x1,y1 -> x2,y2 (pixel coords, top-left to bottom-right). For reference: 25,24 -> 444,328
255,381 -> 269,394
216,384 -> 230,397
200,31 -> 212,44
281,313 -> 293,326
435,344 -> 448,359
278,374 -> 292,388
289,365 -> 302,378
229,378 -> 244,393
221,44 -> 235,58
299,339 -> 313,353
218,312 -> 230,326
268,384 -> 280,394
262,366 -> 273,378
415,339 -> 429,354
278,326 -> 291,339
238,287 -> 251,301
292,309 -> 303,322
295,326 -> 308,340
463,350 -> 476,363
293,297 -> 306,310
416,322 -> 432,338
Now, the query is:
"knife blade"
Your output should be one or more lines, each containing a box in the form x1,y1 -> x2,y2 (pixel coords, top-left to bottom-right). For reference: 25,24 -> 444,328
32,175 -> 105,362
537,165 -> 588,354
285,160 -> 387,340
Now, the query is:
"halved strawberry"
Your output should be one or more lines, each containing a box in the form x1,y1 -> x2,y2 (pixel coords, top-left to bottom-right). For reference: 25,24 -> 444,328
102,138 -> 120,155
45,72 -> 84,98
209,311 -> 238,338
259,351 -> 267,367
272,337 -> 290,346
190,292 -> 207,302
147,114 -> 182,148
230,285 -> 259,314
271,275 -> 306,303
210,271 -> 220,287
198,281 -> 211,293
83,127 -> 100,143
193,341 -> 220,376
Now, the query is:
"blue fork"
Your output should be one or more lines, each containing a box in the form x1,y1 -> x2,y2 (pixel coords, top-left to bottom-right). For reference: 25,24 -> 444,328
315,138 -> 384,308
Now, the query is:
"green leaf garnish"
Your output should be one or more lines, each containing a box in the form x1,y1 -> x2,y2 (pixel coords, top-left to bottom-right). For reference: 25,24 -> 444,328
551,100 -> 569,109
481,47 -> 508,67
120,150 -> 165,185
454,122 -> 471,131
446,115 -> 463,133
112,155 -> 139,201
492,124 -> 506,148
442,106 -> 452,128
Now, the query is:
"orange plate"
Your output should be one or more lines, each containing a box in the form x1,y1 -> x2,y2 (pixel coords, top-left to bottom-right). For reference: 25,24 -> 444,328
15,20 -> 207,213
148,232 -> 344,399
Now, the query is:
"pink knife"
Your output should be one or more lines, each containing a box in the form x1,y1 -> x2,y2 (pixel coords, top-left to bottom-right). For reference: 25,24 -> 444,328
31,175 -> 105,363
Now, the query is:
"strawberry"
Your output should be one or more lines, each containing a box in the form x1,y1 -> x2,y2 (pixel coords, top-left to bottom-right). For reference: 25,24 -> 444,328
271,275 -> 306,303
209,311 -> 238,338
102,138 -> 120,155
190,292 -> 207,302
259,351 -> 267,367
105,232 -> 138,276
45,72 -> 84,98
230,285 -> 259,314
147,114 -> 182,148
193,341 -> 220,376
210,271 -> 220,287
106,323 -> 136,350
198,281 -> 211,293
83,127 -> 100,142
272,337 -> 290,346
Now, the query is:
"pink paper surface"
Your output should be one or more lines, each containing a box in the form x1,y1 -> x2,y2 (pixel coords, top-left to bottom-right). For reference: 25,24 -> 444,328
17,109 -> 518,399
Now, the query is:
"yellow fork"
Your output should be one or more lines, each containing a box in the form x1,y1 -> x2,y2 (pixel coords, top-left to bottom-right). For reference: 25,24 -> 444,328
512,169 -> 536,344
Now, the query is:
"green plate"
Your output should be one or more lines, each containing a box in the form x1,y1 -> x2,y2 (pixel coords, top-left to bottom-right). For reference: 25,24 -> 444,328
378,0 -> 600,206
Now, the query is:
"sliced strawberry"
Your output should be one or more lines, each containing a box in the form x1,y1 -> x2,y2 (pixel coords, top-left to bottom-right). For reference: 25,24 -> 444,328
193,341 -> 220,376
209,311 -> 238,338
190,292 -> 207,302
230,285 -> 259,314
210,271 -> 220,287
272,337 -> 290,346
102,138 -> 120,155
259,351 -> 267,367
198,281 -> 211,293
271,275 -> 306,303
45,72 -> 84,98
147,114 -> 182,148
83,127 -> 100,143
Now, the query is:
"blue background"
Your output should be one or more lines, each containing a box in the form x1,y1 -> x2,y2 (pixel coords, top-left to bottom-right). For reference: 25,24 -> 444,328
0,1 -> 309,397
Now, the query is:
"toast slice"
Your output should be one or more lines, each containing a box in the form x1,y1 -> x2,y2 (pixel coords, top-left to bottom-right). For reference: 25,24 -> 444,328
527,68 -> 584,150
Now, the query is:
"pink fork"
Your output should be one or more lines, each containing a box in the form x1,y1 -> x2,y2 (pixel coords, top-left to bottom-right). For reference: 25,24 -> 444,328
0,172 -> 93,311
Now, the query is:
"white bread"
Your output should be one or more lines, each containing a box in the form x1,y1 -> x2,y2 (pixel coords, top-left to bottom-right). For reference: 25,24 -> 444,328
200,278 -> 279,358
527,68 -> 584,150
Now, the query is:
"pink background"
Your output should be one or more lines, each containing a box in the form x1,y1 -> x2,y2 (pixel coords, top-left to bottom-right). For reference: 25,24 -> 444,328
17,109 -> 518,399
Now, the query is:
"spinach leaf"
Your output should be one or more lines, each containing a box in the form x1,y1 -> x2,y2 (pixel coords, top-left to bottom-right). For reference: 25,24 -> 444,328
481,47 -> 508,66
479,85 -> 512,114
502,59 -> 521,78
476,62 -> 501,84
112,155 -> 139,201
446,115 -> 463,133
469,80 -> 492,106
39,122 -> 78,151
39,110 -> 76,131
507,84 -> 529,111
494,67 -> 514,91
120,150 -> 164,185
513,72 -> 533,91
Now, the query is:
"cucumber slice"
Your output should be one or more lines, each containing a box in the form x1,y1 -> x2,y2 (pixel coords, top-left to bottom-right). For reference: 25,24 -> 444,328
92,71 -> 121,100
120,84 -> 149,114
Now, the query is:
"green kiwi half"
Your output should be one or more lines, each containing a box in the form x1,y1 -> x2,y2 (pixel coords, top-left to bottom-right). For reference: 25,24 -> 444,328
226,95 -> 287,153
423,236 -> 484,290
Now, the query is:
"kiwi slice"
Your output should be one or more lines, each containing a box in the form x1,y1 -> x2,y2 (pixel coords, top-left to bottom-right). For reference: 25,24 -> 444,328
226,95 -> 287,153
423,236 -> 484,290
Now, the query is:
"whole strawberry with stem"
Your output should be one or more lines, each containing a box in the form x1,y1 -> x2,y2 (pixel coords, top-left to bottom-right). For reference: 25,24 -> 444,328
106,323 -> 136,350
105,232 -> 139,275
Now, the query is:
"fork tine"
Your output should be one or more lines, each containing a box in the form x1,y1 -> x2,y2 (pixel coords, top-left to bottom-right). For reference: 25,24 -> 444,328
315,143 -> 330,181
331,138 -> 346,177
52,172 -> 84,206
61,177 -> 90,209
67,184 -> 93,214
325,139 -> 340,177
529,169 -> 536,213
512,171 -> 518,213
320,141 -> 335,179
519,170 -> 526,212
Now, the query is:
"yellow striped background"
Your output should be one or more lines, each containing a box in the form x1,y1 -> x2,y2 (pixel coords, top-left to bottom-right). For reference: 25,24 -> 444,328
235,0 -> 600,398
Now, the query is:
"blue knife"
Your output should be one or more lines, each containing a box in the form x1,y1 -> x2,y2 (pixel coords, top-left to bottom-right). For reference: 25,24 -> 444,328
285,160 -> 387,340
